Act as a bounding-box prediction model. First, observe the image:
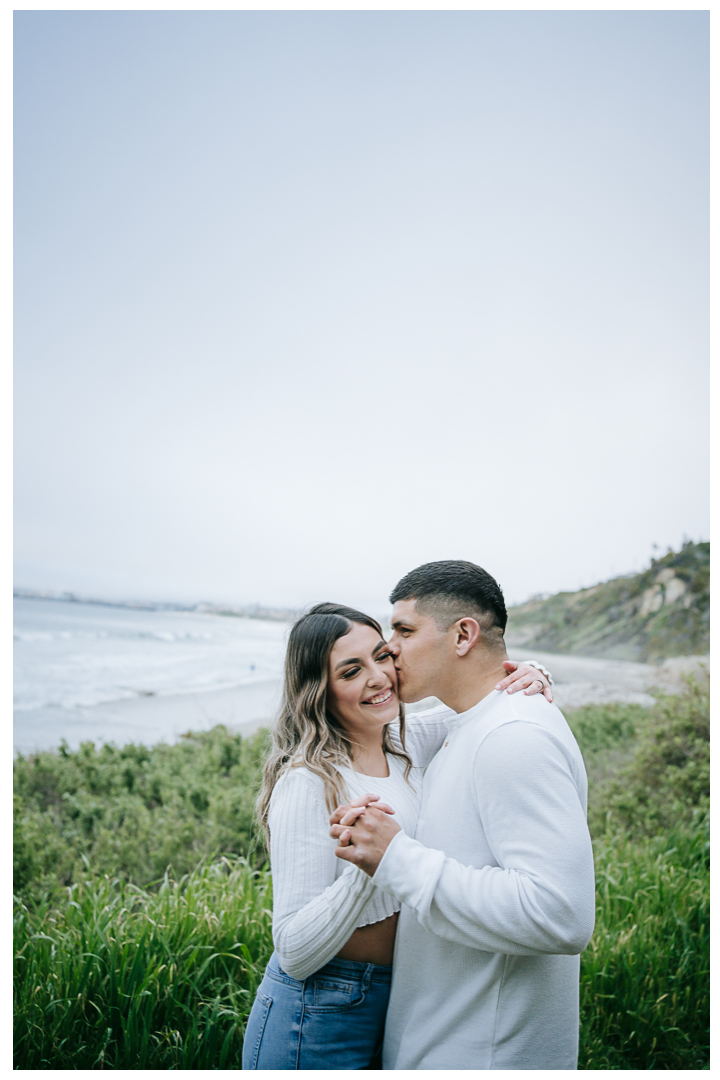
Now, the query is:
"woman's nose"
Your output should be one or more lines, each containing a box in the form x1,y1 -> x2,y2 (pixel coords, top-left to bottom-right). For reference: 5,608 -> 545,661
366,663 -> 387,686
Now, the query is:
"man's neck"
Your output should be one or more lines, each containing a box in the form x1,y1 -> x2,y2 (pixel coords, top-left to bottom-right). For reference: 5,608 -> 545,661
439,654 -> 509,715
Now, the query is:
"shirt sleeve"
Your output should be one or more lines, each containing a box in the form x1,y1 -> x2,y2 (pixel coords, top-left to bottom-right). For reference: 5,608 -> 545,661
388,704 -> 456,768
372,721 -> 595,956
268,768 -> 378,979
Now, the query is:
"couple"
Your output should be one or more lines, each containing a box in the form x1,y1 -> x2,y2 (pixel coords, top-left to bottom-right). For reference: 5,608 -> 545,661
242,560 -> 595,1071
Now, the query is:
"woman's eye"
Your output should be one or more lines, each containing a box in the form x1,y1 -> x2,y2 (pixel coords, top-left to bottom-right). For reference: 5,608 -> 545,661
376,651 -> 392,662
341,667 -> 360,679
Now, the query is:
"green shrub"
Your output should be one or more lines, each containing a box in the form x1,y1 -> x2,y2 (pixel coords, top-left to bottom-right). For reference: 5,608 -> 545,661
566,673 -> 709,840
13,727 -> 270,904
603,673 -> 709,835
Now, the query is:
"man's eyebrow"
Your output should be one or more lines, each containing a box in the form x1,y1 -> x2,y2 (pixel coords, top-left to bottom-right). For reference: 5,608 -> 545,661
391,619 -> 415,630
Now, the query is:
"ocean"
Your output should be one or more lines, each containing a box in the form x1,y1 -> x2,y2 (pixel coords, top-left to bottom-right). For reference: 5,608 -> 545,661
13,597 -> 291,755
14,595 -> 673,758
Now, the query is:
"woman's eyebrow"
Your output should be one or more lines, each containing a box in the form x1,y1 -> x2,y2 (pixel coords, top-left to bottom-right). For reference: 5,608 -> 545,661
334,641 -> 387,671
334,656 -> 362,670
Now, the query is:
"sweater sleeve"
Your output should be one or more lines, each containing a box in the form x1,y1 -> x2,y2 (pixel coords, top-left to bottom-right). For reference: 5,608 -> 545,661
389,704 -> 455,768
268,768 -> 378,979
372,721 -> 595,956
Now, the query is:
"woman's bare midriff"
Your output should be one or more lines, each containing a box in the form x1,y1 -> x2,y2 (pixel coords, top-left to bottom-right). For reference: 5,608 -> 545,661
335,911 -> 398,967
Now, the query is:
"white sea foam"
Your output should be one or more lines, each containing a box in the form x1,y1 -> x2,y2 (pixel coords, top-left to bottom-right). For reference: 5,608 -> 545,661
13,597 -> 291,714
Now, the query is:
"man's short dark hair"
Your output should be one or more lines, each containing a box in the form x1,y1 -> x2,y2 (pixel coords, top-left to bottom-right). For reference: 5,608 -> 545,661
389,559 -> 508,643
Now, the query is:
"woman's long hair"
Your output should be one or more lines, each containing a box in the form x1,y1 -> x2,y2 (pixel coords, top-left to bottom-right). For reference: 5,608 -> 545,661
256,602 -> 413,838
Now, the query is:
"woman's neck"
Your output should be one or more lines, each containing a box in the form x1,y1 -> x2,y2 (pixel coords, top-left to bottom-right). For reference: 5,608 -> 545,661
350,736 -> 389,778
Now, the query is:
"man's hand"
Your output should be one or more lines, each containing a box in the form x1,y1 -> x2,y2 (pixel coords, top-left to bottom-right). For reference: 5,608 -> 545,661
330,805 -> 401,877
496,660 -> 553,703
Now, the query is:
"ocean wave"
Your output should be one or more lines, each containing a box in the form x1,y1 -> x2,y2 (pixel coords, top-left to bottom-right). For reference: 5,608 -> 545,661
14,628 -> 217,644
14,630 -> 110,643
13,674 -> 279,713
13,598 -> 288,717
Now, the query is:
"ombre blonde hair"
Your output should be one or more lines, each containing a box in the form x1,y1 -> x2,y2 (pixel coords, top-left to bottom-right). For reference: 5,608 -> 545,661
256,603 -> 413,838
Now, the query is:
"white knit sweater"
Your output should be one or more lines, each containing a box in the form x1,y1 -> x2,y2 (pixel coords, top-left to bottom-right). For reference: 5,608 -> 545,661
373,689 -> 596,1070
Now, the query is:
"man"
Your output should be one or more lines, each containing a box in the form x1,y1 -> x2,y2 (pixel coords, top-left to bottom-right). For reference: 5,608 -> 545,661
330,560 -> 595,1070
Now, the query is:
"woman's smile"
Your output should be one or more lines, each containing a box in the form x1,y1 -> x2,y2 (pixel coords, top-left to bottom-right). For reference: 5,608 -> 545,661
362,688 -> 394,707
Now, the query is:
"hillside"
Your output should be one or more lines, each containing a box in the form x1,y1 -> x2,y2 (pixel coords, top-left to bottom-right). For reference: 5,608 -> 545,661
506,541 -> 709,663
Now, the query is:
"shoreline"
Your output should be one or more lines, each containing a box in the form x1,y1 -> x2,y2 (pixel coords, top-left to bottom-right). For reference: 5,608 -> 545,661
14,678 -> 283,757
14,653 -> 707,758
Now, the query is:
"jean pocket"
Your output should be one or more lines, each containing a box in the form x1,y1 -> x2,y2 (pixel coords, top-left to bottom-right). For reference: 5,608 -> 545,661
306,977 -> 363,1012
243,989 -> 273,1069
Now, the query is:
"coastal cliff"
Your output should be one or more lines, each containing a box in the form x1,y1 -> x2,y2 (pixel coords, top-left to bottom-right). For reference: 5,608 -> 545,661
506,541 -> 709,663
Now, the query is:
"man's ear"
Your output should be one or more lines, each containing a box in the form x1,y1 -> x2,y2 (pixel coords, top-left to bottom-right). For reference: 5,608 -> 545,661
455,618 -> 481,656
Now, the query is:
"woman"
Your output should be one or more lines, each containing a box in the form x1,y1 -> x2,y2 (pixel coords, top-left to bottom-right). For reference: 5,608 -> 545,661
242,603 -> 552,1070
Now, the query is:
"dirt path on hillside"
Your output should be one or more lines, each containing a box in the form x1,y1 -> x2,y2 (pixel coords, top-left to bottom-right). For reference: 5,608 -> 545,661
507,650 -> 708,710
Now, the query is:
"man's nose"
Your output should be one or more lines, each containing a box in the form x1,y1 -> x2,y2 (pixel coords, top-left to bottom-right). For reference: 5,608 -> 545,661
386,636 -> 400,656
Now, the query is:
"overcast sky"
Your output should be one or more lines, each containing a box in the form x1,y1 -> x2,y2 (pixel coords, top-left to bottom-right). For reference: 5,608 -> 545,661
14,11 -> 708,614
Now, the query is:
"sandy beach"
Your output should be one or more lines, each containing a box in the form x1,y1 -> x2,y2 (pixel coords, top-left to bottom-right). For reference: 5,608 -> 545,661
14,678 -> 284,757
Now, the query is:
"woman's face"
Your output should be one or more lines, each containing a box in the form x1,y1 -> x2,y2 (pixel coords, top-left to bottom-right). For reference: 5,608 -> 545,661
326,622 -> 399,739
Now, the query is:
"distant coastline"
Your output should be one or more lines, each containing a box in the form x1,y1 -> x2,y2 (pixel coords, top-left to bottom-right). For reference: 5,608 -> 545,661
12,587 -> 300,624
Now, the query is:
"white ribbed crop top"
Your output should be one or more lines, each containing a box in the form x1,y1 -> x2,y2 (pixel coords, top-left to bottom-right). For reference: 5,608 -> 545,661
267,704 -> 454,979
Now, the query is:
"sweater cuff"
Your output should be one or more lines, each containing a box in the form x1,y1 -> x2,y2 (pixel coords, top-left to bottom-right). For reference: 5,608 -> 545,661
372,831 -> 446,913
523,659 -> 554,687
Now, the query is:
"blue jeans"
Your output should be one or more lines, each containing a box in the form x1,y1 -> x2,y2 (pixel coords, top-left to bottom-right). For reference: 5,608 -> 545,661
242,953 -> 392,1070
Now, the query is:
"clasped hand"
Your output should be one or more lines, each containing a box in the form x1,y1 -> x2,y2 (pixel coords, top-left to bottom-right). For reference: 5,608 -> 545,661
329,793 -> 401,877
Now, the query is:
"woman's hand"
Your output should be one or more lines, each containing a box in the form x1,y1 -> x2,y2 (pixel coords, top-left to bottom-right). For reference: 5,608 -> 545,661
329,793 -> 395,835
496,661 -> 553,702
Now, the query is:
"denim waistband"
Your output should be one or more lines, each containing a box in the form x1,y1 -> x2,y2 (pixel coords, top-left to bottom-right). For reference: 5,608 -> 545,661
268,952 -> 393,984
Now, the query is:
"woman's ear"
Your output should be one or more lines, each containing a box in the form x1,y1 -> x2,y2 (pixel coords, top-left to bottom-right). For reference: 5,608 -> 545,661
455,617 -> 481,656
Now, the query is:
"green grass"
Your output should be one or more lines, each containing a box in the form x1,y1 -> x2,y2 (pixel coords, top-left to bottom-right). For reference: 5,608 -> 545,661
579,815 -> 709,1069
14,677 -> 709,1069
14,857 -> 273,1069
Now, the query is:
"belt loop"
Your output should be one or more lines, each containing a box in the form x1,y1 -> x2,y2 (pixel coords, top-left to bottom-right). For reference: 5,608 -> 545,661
362,964 -> 373,991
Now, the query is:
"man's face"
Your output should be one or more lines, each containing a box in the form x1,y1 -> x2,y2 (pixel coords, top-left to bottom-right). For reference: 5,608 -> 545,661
387,599 -> 450,703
